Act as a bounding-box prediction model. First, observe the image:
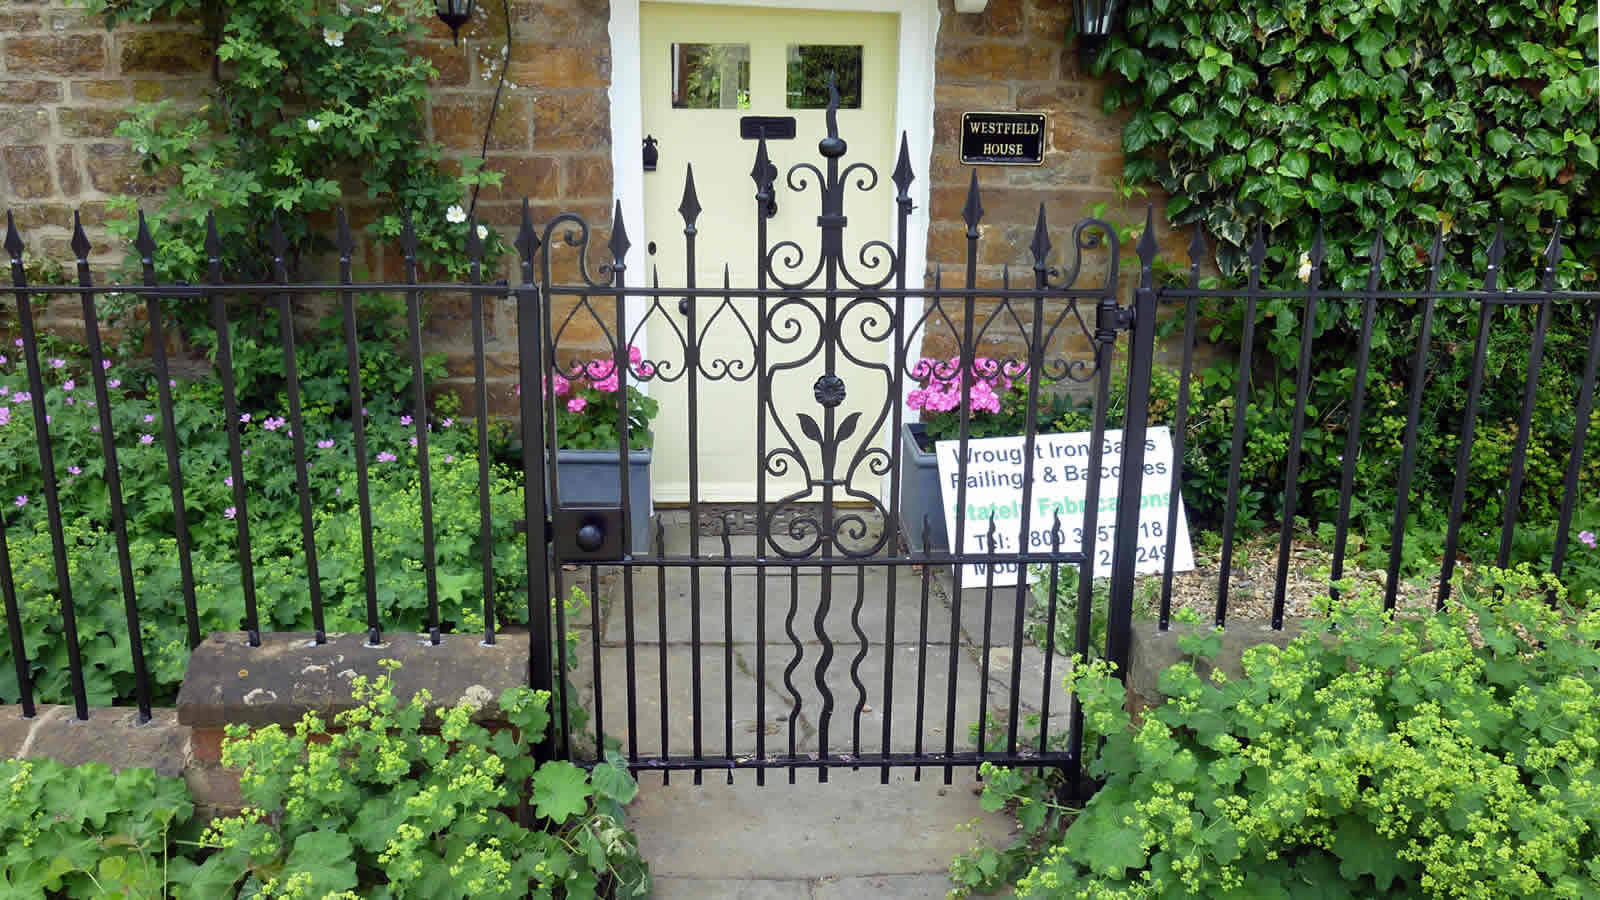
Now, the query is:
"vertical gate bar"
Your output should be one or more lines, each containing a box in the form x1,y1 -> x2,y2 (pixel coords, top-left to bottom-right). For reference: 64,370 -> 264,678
655,520 -> 669,782
681,166 -> 704,785
1330,231 -> 1384,603
1270,225 -> 1324,631
1159,226 -> 1204,629
551,558 -> 569,759
74,214 -> 151,722
1036,515 -> 1063,773
850,563 -> 867,766
517,204 -> 556,761
609,202 -> 634,558
584,565 -> 600,758
880,134 -> 915,783
136,212 -> 200,650
396,217 -> 428,648
976,515 -> 998,759
1440,224 -> 1504,606
1006,226 -> 1048,756
1067,323 -> 1116,778
814,101 -> 847,787
913,516 -> 933,780
388,214 -> 428,643
786,564 -> 801,784
1551,300 -> 1600,591
1216,228 -> 1265,626
623,545 -> 639,763
268,214 -> 325,646
468,220 -> 490,645
1107,209 -> 1157,675
4,215 -> 86,717
0,500 -> 31,717
1385,229 -> 1442,609
721,515 -> 733,782
752,135 -> 774,787
205,214 -> 259,647
945,172 -> 983,784
1497,226 -> 1561,569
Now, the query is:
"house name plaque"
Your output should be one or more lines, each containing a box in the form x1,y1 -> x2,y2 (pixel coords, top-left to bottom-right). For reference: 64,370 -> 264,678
934,427 -> 1196,585
959,112 -> 1046,165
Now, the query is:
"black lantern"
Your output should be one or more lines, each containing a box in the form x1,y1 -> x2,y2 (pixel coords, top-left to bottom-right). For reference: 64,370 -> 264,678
436,0 -> 474,44
1072,0 -> 1122,63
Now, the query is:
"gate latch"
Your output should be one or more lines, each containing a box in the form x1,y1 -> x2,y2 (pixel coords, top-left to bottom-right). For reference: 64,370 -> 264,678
554,506 -> 626,560
1094,299 -> 1136,344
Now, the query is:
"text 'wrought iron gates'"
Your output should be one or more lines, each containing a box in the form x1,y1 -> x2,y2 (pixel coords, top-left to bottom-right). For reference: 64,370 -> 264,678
521,85 -> 1156,797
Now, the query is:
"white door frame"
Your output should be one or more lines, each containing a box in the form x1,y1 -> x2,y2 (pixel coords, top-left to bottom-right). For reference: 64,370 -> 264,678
608,0 -> 938,360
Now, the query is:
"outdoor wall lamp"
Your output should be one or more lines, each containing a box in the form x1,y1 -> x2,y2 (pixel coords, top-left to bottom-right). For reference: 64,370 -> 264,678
1073,0 -> 1123,63
436,0 -> 474,44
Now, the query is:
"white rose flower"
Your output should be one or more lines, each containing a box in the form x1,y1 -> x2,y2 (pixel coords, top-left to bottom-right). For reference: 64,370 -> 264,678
323,28 -> 344,47
367,4 -> 382,11
446,205 -> 467,224
476,224 -> 488,240
337,1 -> 350,14
305,118 -> 322,133
1297,251 -> 1312,282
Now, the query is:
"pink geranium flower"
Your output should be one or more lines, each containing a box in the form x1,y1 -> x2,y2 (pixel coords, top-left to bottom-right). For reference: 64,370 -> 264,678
567,396 -> 587,413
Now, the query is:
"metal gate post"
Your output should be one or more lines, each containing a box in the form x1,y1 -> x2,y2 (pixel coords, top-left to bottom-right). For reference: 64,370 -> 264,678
1106,209 -> 1160,679
516,207 -> 557,764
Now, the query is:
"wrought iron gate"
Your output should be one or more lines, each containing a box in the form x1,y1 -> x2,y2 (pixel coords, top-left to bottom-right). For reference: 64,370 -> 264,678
522,89 -> 1155,796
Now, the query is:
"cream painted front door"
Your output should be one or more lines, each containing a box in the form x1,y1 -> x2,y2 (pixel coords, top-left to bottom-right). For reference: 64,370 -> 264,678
640,1 -> 900,505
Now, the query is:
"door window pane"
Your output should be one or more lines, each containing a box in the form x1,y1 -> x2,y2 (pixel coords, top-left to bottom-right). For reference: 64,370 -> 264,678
671,43 -> 751,109
786,45 -> 863,109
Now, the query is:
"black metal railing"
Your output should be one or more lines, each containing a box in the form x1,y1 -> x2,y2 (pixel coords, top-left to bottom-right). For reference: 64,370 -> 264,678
3,88 -> 1596,805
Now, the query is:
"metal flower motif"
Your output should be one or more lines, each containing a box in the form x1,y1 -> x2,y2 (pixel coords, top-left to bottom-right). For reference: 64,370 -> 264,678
813,374 -> 846,408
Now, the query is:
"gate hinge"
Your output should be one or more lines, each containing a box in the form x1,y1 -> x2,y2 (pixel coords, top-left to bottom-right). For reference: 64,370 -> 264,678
1094,301 -> 1135,344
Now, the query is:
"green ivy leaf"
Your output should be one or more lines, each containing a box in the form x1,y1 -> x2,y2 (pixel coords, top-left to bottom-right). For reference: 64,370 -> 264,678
533,761 -> 594,825
1279,151 -> 1311,179
1180,118 -> 1220,153
1485,127 -> 1516,156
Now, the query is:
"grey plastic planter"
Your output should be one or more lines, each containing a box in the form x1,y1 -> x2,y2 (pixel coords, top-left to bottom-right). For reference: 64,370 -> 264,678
555,448 -> 652,555
899,422 -> 949,553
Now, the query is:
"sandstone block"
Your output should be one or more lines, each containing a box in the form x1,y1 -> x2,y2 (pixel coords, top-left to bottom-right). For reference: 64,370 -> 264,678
936,41 -> 1058,83
4,144 -> 53,199
530,89 -> 610,151
119,30 -> 214,75
0,79 -> 61,104
507,45 -> 608,90
5,35 -> 106,76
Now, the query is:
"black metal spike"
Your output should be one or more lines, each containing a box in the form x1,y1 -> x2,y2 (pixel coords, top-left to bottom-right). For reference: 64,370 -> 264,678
751,137 -> 774,193
679,163 -> 702,228
1029,204 -> 1051,266
1308,217 -> 1326,269
1247,222 -> 1266,270
1136,204 -> 1157,264
1426,225 -> 1443,270
334,207 -> 355,258
400,212 -> 418,259
1542,219 -> 1563,289
203,212 -> 221,261
134,209 -> 156,260
70,211 -> 91,260
1486,219 -> 1506,271
1187,222 -> 1207,268
515,198 -> 539,262
465,216 -> 483,260
3,212 -> 22,260
608,200 -> 630,262
268,211 -> 288,261
891,132 -> 915,199
961,170 -> 983,235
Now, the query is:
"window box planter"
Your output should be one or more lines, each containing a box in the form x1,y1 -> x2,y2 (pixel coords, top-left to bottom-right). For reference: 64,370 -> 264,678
899,422 -> 949,554
555,448 -> 653,556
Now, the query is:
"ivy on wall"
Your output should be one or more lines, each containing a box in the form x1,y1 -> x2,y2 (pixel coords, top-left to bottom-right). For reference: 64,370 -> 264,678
1090,0 -> 1600,561
1098,0 -> 1597,284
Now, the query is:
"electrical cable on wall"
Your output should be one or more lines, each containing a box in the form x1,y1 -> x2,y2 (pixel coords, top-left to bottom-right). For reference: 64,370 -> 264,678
467,0 -> 514,221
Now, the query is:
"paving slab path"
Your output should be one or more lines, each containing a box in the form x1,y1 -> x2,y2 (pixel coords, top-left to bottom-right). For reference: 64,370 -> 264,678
566,526 -> 1065,898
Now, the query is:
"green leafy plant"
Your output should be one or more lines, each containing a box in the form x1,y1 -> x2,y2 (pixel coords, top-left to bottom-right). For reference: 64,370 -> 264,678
982,568 -> 1600,897
175,659 -> 650,898
0,757 -> 196,897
